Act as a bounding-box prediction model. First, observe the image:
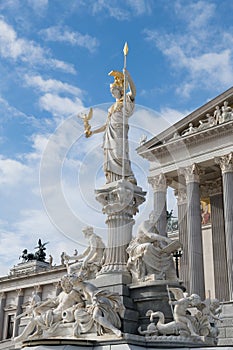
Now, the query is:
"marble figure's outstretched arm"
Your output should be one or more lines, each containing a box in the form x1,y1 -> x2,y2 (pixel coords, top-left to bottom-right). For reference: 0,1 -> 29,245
124,69 -> 136,101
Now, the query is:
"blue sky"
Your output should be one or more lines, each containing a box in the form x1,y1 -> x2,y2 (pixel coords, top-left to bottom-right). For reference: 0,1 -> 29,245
0,0 -> 233,275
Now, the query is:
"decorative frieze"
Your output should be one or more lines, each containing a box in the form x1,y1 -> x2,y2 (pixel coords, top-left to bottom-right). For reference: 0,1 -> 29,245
167,100 -> 233,142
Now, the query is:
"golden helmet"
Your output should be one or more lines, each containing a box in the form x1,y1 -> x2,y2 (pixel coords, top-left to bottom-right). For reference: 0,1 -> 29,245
108,70 -> 128,89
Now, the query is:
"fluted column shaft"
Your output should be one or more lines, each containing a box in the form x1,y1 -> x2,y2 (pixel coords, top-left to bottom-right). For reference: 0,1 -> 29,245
148,173 -> 167,236
216,152 -> 233,300
95,180 -> 146,274
176,189 -> 189,292
103,215 -> 134,272
210,192 -> 229,301
0,293 -> 6,340
180,164 -> 205,299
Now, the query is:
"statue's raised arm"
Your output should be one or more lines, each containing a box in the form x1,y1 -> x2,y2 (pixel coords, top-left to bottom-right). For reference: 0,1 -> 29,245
79,43 -> 136,185
124,68 -> 136,101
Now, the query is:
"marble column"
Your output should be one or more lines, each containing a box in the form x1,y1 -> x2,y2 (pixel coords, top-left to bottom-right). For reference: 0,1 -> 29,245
175,188 -> 189,293
209,184 -> 229,301
215,152 -> 233,300
180,164 -> 205,299
95,180 -> 146,274
0,292 -> 6,340
13,289 -> 24,337
148,173 -> 167,236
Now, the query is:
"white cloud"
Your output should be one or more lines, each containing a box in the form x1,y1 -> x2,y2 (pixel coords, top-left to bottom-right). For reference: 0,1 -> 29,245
0,157 -> 31,186
40,26 -> 99,53
143,1 -> 233,97
27,0 -> 48,13
92,1 -> 130,20
39,93 -> 84,117
24,74 -> 83,97
175,0 -> 215,30
0,18 -> 75,73
126,0 -> 152,15
92,0 -> 152,19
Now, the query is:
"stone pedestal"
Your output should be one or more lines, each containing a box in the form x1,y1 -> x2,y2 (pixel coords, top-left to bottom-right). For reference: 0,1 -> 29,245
95,180 -> 146,274
10,261 -> 50,276
94,273 -> 139,334
129,280 -> 184,331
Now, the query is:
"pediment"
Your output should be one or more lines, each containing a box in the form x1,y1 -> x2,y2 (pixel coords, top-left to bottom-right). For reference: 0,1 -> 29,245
138,86 -> 233,152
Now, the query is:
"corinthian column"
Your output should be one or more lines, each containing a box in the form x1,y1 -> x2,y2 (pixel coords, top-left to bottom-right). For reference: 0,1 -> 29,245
201,178 -> 229,301
148,173 -> 167,236
175,188 -> 189,292
180,164 -> 205,299
215,152 -> 233,300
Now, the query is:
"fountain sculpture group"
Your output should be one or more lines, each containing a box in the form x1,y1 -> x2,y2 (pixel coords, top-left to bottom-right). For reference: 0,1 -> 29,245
14,45 -> 222,349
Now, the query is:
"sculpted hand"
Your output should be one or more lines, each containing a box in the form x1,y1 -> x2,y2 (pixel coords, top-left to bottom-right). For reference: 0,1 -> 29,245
85,130 -> 92,138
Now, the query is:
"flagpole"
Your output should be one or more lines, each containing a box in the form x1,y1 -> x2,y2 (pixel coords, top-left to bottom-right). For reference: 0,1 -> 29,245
122,42 -> 128,180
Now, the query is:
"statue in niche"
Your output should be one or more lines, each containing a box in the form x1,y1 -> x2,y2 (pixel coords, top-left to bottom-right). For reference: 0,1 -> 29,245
127,212 -> 181,282
79,69 -> 136,184
64,226 -> 105,278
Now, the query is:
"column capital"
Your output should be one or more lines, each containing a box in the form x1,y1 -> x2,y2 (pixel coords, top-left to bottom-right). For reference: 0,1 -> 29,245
215,152 -> 233,174
179,164 -> 203,184
148,173 -> 167,192
16,288 -> 24,297
0,292 -> 6,299
175,188 -> 187,204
